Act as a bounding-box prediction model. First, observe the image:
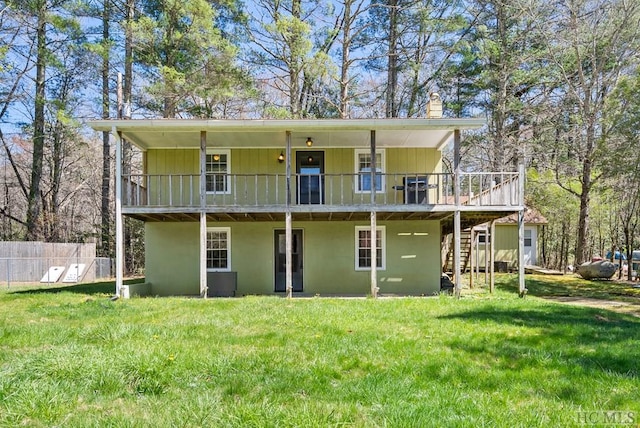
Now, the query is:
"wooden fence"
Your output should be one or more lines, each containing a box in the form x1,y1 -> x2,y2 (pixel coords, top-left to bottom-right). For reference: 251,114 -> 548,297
0,241 -> 111,286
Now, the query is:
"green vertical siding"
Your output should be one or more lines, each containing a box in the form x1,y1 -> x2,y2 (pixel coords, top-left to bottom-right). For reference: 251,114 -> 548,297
146,149 -> 199,174
475,225 -> 519,269
142,146 -> 446,296
145,222 -> 200,296
145,148 -> 442,176
144,219 -> 442,296
143,148 -> 442,206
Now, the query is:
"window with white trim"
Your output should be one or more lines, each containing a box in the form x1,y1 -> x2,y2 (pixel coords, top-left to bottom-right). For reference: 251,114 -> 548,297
206,150 -> 230,193
207,227 -> 230,271
355,149 -> 384,193
524,229 -> 532,247
355,226 -> 385,270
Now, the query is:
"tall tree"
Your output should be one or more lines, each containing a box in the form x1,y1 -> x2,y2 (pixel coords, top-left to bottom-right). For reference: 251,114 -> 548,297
249,0 -> 339,118
123,0 -> 134,118
25,0 -> 48,240
531,0 -> 640,264
101,0 -> 112,257
133,0 -> 248,118
605,71 -> 640,277
334,0 -> 370,118
452,0 -> 550,173
0,3 -> 36,236
1,0 -> 87,241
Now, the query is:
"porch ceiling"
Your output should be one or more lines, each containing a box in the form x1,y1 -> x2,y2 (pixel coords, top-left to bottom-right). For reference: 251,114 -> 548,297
87,118 -> 486,151
122,208 -> 516,227
124,210 -> 456,223
440,211 -> 520,234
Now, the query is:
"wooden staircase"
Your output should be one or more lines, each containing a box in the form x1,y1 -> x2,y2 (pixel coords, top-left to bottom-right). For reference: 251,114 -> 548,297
442,229 -> 473,275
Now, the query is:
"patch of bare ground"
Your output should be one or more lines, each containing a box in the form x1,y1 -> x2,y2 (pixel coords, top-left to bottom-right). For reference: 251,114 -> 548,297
543,296 -> 640,317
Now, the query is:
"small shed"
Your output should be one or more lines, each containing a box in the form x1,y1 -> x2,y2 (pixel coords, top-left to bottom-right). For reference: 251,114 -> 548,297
475,207 -> 548,270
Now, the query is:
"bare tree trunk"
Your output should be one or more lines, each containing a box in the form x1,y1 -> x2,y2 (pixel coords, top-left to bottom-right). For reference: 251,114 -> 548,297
575,140 -> 593,264
492,1 -> 508,172
406,30 -> 425,118
385,0 -> 398,118
124,0 -> 135,274
124,0 -> 134,120
101,0 -> 112,257
290,0 -> 302,118
26,0 -> 47,241
560,220 -> 567,272
339,0 -> 352,119
48,120 -> 64,242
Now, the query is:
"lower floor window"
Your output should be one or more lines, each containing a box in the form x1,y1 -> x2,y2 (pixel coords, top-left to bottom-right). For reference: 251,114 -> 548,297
207,227 -> 230,271
355,226 -> 385,270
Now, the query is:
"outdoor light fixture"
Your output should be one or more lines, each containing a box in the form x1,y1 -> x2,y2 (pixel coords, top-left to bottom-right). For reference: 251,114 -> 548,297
306,137 -> 313,147
308,155 -> 314,163
278,152 -> 285,163
213,154 -> 220,161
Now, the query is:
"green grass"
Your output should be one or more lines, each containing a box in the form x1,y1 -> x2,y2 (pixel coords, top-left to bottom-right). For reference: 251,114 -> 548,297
1,280 -> 639,427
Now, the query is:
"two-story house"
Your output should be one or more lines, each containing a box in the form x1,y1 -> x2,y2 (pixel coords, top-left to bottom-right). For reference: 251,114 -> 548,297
89,118 -> 526,298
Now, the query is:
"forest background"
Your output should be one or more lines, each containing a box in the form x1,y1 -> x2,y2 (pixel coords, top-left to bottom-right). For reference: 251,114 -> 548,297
1,0 -> 639,275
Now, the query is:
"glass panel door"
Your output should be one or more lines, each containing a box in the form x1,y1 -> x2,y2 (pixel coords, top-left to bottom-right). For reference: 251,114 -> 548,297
274,230 -> 303,292
296,151 -> 324,204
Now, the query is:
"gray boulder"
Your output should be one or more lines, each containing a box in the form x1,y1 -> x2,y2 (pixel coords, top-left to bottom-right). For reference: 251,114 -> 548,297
576,260 -> 616,280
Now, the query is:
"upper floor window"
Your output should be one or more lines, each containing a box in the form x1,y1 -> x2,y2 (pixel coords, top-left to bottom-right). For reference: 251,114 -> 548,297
355,149 -> 384,193
206,150 -> 230,193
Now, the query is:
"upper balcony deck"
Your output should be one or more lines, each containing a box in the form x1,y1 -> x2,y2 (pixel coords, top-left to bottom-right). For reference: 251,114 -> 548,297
122,171 -> 522,226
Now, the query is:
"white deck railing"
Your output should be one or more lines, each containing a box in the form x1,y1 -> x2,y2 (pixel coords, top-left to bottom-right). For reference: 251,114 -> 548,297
122,172 -> 520,209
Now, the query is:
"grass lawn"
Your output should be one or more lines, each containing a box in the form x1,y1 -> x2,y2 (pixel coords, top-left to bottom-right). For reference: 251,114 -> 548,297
1,278 -> 639,427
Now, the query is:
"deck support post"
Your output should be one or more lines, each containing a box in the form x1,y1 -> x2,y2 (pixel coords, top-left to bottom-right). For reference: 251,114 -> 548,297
453,129 -> 462,298
453,212 -> 461,297
114,127 -> 124,298
199,131 -> 207,298
518,163 -> 526,297
490,220 -> 496,293
475,229 -> 481,283
469,228 -> 474,289
285,131 -> 293,298
370,211 -> 378,298
285,212 -> 292,298
484,228 -> 489,284
200,212 -> 207,297
370,130 -> 378,298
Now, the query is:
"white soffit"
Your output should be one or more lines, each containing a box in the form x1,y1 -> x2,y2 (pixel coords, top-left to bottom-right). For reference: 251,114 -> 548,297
88,118 -> 485,151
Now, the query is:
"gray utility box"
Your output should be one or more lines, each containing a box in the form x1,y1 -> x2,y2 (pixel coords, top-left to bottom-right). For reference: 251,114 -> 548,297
494,261 -> 508,273
207,272 -> 237,297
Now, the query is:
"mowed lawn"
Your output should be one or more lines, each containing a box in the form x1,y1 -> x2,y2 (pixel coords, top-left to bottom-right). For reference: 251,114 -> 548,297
1,278 -> 639,427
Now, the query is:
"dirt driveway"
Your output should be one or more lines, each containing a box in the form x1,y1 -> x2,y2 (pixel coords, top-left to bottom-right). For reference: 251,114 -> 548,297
544,296 -> 640,317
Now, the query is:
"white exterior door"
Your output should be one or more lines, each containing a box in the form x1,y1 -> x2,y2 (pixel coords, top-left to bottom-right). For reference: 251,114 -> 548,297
524,227 -> 537,266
